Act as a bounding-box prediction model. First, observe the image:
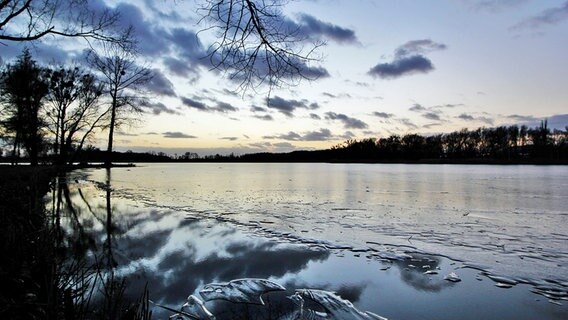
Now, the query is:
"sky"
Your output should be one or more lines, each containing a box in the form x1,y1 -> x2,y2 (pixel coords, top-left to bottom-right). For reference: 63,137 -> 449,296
1,0 -> 567,156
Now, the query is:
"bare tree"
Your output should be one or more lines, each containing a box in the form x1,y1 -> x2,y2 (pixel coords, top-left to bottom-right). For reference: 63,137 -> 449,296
0,0 -> 125,44
87,41 -> 152,167
199,0 -> 324,92
45,66 -> 107,165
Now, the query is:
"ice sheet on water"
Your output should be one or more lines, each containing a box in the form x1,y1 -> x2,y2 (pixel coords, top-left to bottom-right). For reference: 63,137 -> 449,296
199,278 -> 285,305
292,289 -> 388,320
444,272 -> 461,282
181,295 -> 215,319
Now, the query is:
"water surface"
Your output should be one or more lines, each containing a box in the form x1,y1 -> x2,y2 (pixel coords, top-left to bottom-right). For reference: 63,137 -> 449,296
59,163 -> 568,319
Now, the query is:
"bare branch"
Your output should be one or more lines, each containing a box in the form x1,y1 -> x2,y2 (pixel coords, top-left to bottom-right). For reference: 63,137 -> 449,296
198,0 -> 325,93
0,0 -> 127,46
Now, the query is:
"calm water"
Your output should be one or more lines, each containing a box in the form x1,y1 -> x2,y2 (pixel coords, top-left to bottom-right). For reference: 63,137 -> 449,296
59,163 -> 568,319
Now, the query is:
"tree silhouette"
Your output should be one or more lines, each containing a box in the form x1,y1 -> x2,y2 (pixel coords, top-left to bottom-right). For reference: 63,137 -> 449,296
45,66 -> 107,165
0,49 -> 49,165
87,40 -> 152,168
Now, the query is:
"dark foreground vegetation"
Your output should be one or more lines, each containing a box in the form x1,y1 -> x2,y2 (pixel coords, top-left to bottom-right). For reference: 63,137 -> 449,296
0,166 -> 150,319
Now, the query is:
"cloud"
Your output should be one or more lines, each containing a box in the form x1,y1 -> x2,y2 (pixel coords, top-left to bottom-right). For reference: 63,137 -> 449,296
303,128 -> 334,141
409,104 -> 427,112
310,113 -> 321,120
140,101 -> 179,115
368,39 -> 446,79
467,0 -> 529,13
368,55 -> 434,79
181,97 -> 208,111
324,112 -> 368,129
423,112 -> 442,121
213,102 -> 238,113
263,128 -> 334,141
162,28 -> 210,79
458,113 -> 494,125
253,114 -> 274,121
266,96 -> 318,117
114,2 -> 170,57
372,112 -> 394,119
322,92 -> 352,99
398,118 -> 418,129
220,137 -> 238,141
163,132 -> 198,138
143,69 -> 176,97
394,39 -> 447,58
181,97 -> 237,113
507,114 -> 537,122
251,106 -> 267,113
457,113 -> 475,121
433,103 -> 463,109
513,1 -> 568,29
293,14 -> 359,44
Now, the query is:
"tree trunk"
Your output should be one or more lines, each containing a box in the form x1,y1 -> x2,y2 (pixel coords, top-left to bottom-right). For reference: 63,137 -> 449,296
105,102 -> 117,168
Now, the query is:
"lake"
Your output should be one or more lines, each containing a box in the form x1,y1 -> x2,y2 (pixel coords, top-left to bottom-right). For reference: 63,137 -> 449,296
57,163 -> 568,319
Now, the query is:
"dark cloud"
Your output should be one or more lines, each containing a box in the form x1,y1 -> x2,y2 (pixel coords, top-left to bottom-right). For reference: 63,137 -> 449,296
163,57 -> 197,78
303,128 -> 334,141
322,92 -> 352,99
264,131 -> 302,141
409,104 -> 427,112
213,102 -> 238,113
116,131 -> 139,137
545,114 -> 568,130
468,0 -> 529,12
114,3 -> 170,57
372,112 -> 394,119
458,113 -> 475,121
478,116 -> 494,125
140,101 -> 179,115
294,14 -> 359,44
181,97 -> 237,113
254,114 -> 274,121
297,65 -> 330,79
266,96 -> 318,117
162,28 -> 210,79
504,114 -> 567,128
368,55 -> 434,79
263,128 -> 334,141
181,97 -> 208,111
163,132 -> 198,138
324,112 -> 368,129
368,39 -> 446,79
220,137 -> 238,141
433,103 -> 463,109
507,114 -> 538,122
251,105 -> 267,113
512,1 -> 568,29
310,113 -> 321,120
423,112 -> 442,121
394,39 -> 447,58
399,118 -> 418,129
341,131 -> 356,139
143,69 -> 176,97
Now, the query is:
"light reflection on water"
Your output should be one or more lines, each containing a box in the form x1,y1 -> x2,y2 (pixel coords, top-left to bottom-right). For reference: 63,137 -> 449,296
57,163 -> 568,319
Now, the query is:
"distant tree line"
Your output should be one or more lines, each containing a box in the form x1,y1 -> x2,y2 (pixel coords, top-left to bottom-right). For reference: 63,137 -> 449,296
201,121 -> 568,164
321,121 -> 568,163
